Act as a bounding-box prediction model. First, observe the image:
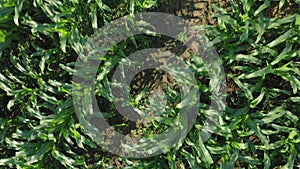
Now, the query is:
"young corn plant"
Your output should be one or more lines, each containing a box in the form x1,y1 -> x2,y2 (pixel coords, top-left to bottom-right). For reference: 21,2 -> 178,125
192,0 -> 300,168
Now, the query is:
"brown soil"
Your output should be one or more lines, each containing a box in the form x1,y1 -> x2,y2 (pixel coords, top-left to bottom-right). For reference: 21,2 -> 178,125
264,0 -> 299,18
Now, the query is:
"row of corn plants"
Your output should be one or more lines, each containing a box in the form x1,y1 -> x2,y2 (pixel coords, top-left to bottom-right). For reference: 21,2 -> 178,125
0,0 -> 299,168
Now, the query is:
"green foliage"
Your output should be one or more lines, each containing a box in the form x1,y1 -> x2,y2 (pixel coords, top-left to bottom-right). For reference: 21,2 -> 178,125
194,0 -> 300,168
0,0 -> 157,168
0,0 -> 299,168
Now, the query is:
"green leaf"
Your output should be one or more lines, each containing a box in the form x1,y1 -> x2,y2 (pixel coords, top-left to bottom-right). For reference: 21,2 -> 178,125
52,149 -> 76,168
235,54 -> 261,64
239,21 -> 249,42
246,117 -> 269,145
268,14 -> 296,29
73,127 -> 84,149
39,55 -> 49,75
95,0 -> 111,12
228,149 -> 239,168
186,134 -> 214,166
0,32 -> 14,57
288,130 -> 298,140
91,5 -> 98,31
271,43 -> 292,65
38,92 -> 60,105
254,0 -> 270,16
59,31 -> 68,53
289,97 -> 300,103
279,0 -> 285,9
176,91 -> 197,109
213,13 -> 238,30
232,76 -> 253,100
267,29 -> 295,48
241,0 -> 252,13
282,145 -> 297,169
295,14 -> 300,30
238,155 -> 262,164
284,110 -> 299,123
229,106 -> 249,116
10,55 -> 26,73
244,67 -> 270,79
250,89 -> 265,108
129,0 -> 135,15
29,142 -> 53,164
275,71 -> 300,94
231,142 -> 249,150
181,149 -> 200,168
0,81 -> 12,95
264,151 -> 271,169
7,99 -> 15,110
13,0 -> 25,26
260,106 -> 286,124
0,157 -> 15,166
59,63 -> 76,74
206,145 -> 227,154
255,14 -> 267,43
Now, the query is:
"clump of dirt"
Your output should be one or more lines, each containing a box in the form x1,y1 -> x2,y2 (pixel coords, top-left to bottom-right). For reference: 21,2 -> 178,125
155,0 -> 231,25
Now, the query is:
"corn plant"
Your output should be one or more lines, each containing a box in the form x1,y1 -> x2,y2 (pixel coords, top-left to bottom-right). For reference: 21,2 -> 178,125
0,0 -> 299,168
